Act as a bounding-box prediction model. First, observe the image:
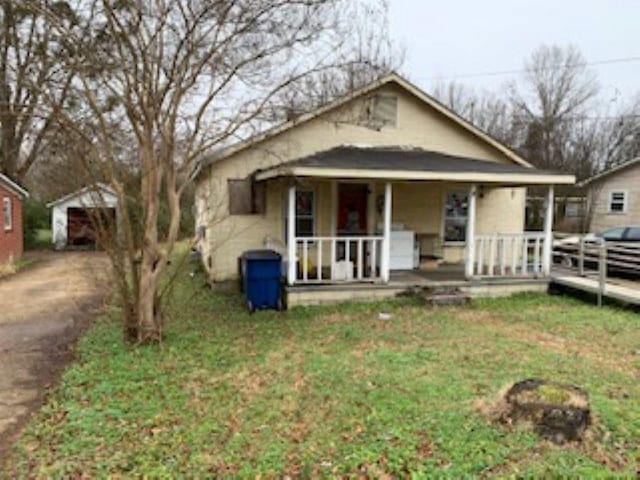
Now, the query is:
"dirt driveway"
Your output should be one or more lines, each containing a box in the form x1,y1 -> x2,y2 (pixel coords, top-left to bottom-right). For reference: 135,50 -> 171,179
0,251 -> 110,456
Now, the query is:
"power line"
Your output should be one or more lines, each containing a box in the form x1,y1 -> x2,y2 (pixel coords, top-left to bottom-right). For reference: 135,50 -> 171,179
513,114 -> 640,122
417,55 -> 640,82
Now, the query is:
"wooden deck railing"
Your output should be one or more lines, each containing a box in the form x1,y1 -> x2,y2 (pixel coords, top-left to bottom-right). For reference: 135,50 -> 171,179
473,232 -> 547,278
294,236 -> 384,284
551,233 -> 640,306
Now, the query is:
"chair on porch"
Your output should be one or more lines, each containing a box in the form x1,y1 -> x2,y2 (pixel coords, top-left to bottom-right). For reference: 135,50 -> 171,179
416,233 -> 444,270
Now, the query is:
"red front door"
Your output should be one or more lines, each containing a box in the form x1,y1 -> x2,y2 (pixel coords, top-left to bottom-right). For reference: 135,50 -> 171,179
337,183 -> 368,235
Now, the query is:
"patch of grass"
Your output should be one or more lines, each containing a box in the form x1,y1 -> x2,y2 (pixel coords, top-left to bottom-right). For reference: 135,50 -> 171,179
3,265 -> 640,477
0,255 -> 37,279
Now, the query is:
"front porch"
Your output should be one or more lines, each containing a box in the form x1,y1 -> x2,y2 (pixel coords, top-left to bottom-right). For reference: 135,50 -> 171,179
281,181 -> 556,287
253,146 -> 575,298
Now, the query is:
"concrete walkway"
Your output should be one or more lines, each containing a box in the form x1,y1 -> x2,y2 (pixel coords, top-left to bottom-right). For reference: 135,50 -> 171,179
0,251 -> 110,456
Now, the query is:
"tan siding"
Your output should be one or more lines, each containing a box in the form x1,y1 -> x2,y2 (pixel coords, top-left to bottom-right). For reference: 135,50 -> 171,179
589,164 -> 640,232
477,187 -> 526,235
199,181 -> 525,280
391,182 -> 443,233
197,83 -> 527,281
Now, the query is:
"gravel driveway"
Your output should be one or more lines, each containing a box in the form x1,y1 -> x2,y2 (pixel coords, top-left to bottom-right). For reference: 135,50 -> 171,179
0,251 -> 110,457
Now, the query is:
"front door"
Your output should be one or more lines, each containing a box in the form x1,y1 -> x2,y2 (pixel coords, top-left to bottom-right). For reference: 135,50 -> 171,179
337,183 -> 368,236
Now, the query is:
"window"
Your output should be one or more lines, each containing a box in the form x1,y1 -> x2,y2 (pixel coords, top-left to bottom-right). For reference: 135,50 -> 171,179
3,197 -> 12,231
228,178 -> 265,215
284,190 -> 315,238
228,179 -> 252,214
608,191 -> 627,213
369,94 -> 398,128
443,192 -> 468,242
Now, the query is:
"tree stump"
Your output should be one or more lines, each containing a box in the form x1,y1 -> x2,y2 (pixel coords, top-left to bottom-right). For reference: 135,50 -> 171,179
500,378 -> 591,443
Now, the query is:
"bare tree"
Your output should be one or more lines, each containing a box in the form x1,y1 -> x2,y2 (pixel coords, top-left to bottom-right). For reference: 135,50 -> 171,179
273,0 -> 403,118
508,45 -> 599,172
431,81 -> 517,145
34,0 -> 396,344
596,95 -> 640,170
0,1 -> 75,182
434,45 -> 639,232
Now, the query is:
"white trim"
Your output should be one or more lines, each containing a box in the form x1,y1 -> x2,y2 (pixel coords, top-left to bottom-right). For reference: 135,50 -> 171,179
381,182 -> 392,283
3,197 -> 13,231
0,173 -> 29,198
287,185 -> 296,285
465,185 -> 477,279
201,73 -> 533,171
542,186 -> 554,276
283,187 -> 317,239
607,190 -> 628,214
46,183 -> 116,208
443,190 -> 470,244
255,166 -> 575,185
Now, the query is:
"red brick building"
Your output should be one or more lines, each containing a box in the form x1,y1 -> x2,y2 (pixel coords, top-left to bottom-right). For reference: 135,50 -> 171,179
0,174 -> 29,263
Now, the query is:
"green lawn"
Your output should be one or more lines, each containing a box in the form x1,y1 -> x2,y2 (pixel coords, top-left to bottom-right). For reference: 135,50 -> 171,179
4,265 -> 640,477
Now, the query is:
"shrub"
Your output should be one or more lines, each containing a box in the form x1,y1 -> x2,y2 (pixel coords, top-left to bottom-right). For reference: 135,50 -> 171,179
24,199 -> 50,249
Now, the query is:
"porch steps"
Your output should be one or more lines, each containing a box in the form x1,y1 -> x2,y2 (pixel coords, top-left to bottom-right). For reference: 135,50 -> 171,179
412,286 -> 471,306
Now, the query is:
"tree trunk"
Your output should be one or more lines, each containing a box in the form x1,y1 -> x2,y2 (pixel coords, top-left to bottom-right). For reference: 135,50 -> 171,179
136,138 -> 164,343
0,0 -> 18,179
137,258 -> 162,343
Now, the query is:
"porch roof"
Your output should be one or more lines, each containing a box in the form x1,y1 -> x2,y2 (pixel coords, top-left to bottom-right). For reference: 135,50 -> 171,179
254,146 -> 575,185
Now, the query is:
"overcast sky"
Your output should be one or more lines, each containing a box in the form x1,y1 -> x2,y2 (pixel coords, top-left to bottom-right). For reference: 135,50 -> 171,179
388,0 -> 640,104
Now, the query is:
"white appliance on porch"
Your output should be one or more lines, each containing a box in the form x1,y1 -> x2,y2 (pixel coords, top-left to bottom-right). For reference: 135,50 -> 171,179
377,222 -> 417,270
389,230 -> 417,270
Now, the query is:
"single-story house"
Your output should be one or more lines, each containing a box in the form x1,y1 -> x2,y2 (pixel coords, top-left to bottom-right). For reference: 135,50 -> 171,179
579,157 -> 640,234
47,184 -> 118,249
0,173 -> 29,263
194,73 -> 575,305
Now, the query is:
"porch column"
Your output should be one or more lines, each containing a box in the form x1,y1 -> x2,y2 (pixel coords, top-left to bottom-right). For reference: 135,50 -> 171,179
381,182 -> 392,283
542,185 -> 555,276
465,184 -> 478,279
287,183 -> 297,285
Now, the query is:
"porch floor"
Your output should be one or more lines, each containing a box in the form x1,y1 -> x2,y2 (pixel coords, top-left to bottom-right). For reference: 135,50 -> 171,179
389,264 -> 467,286
286,264 -> 550,306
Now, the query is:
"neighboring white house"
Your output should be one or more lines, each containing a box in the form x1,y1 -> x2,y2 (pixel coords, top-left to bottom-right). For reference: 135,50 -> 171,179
47,184 -> 119,249
580,157 -> 640,233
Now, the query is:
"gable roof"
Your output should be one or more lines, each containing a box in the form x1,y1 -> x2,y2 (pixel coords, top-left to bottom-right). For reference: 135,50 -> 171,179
578,157 -> 640,187
0,173 -> 29,198
255,145 -> 574,185
46,183 -> 117,208
199,72 -> 533,173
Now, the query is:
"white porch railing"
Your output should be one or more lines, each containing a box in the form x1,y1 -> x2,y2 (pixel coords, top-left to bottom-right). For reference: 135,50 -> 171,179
294,236 -> 384,284
472,232 -> 548,278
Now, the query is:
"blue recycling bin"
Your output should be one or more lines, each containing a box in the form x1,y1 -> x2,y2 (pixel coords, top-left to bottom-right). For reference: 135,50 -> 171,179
240,250 -> 284,312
